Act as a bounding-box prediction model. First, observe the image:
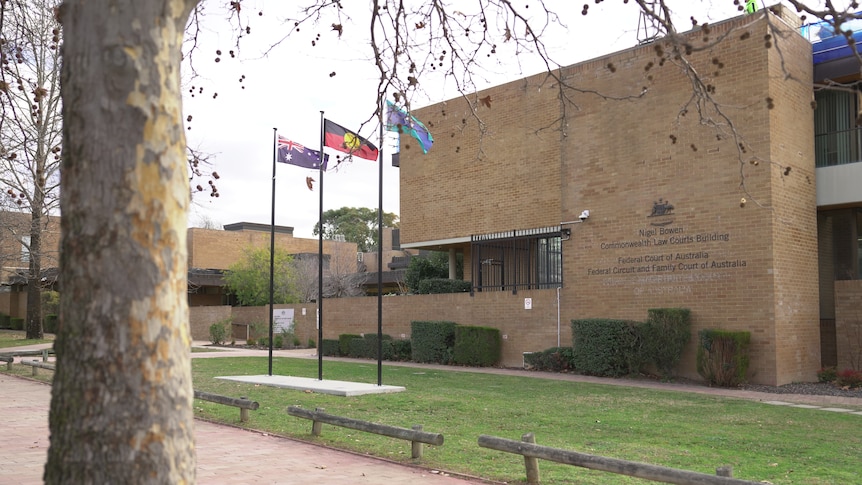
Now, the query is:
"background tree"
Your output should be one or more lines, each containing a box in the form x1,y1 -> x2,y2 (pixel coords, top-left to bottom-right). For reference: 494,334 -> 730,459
313,206 -> 398,252
0,0 -> 63,339
404,252 -> 448,293
224,246 -> 300,306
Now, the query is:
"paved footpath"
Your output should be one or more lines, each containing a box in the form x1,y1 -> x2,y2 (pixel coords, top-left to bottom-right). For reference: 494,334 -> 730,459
0,374 -> 484,485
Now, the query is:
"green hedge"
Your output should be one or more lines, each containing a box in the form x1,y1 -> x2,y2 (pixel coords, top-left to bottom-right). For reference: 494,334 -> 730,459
338,334 -> 362,356
348,337 -> 369,358
452,326 -> 501,366
415,278 -> 471,294
696,329 -> 751,387
44,314 -> 59,334
411,321 -> 457,364
642,308 -> 691,379
571,319 -> 645,377
388,339 -> 412,361
10,317 -> 24,331
524,347 -> 575,372
0,313 -> 10,329
321,339 -> 340,356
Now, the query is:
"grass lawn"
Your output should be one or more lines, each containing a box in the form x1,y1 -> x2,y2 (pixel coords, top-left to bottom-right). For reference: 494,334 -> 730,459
0,329 -> 53,349
192,357 -> 862,485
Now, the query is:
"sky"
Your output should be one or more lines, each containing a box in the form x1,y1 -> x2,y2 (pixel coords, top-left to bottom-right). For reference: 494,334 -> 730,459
182,1 -> 793,238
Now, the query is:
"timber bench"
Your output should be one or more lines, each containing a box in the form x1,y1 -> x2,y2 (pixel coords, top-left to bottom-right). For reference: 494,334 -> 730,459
193,390 -> 259,423
20,359 -> 55,376
287,405 -> 444,460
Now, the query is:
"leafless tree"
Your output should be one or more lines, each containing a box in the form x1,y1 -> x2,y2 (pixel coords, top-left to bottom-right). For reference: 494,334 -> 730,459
0,0 -> 62,339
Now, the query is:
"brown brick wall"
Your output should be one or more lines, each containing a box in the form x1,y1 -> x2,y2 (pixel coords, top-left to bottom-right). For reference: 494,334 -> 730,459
190,290 -> 560,367
188,227 -> 358,273
400,10 -> 819,385
189,305 -> 232,342
834,281 -> 862,371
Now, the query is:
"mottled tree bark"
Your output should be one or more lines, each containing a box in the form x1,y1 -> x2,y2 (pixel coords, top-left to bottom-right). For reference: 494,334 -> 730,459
46,0 -> 199,483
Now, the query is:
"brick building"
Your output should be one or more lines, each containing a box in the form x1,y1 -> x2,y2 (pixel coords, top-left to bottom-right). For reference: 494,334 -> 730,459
187,222 -> 360,306
396,6 -> 861,385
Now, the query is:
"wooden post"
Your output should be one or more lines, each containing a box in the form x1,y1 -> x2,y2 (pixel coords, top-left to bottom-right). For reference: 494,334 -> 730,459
716,466 -> 733,477
311,408 -> 324,436
240,397 -> 249,423
6,361 -> 11,371
32,363 -> 38,376
522,432 -> 540,485
42,349 -> 49,362
411,425 -> 423,459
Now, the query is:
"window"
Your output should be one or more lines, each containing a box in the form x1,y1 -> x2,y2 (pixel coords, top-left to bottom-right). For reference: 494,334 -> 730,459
814,89 -> 862,167
471,226 -> 563,294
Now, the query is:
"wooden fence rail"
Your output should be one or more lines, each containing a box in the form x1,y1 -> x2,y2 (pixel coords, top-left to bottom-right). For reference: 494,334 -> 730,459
0,348 -> 53,370
20,359 -> 55,376
193,390 -> 259,423
287,405 -> 443,460
478,433 -> 761,485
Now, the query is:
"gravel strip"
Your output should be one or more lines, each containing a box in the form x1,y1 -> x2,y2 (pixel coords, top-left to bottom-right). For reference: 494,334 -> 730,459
741,381 -> 862,398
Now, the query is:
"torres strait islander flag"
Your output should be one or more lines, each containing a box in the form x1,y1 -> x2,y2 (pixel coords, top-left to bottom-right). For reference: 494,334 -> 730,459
323,119 -> 379,161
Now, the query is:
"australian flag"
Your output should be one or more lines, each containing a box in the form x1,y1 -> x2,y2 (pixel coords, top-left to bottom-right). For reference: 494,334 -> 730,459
277,136 -> 328,169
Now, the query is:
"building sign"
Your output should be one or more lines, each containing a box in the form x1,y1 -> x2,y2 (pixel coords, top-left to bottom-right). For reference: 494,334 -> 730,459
586,199 -> 748,295
273,308 -> 295,334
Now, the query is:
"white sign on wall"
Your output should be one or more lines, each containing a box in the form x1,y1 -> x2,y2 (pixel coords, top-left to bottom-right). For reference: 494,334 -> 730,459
524,298 -> 532,310
273,308 -> 295,334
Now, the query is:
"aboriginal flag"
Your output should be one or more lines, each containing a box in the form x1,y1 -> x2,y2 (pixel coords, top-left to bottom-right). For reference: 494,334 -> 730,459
323,119 -> 379,161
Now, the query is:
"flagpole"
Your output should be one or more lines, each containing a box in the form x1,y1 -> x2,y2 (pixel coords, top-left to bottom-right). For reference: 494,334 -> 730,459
268,127 -> 277,376
317,111 -> 325,381
377,119 -> 384,386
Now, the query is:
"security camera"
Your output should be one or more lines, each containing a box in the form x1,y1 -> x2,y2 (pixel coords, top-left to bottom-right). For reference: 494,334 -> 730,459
579,210 -> 590,221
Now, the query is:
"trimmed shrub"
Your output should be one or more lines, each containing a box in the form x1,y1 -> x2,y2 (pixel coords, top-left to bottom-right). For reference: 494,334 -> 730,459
274,335 -> 284,348
818,366 -> 837,383
696,329 -> 751,387
10,317 -> 24,331
415,278 -> 471,294
44,314 -> 59,334
388,339 -> 412,361
524,347 -> 575,372
571,319 -> 645,377
338,334 -> 362,356
321,339 -> 340,356
209,318 -> 231,345
348,337 -> 370,358
307,338 -> 316,349
362,334 -> 393,359
837,369 -> 862,388
642,308 -> 692,379
246,337 -> 256,346
411,321 -> 457,364
0,313 -> 10,329
453,326 -> 501,367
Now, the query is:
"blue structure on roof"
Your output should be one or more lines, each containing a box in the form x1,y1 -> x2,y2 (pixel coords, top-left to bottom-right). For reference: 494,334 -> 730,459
801,14 -> 862,81
801,14 -> 862,65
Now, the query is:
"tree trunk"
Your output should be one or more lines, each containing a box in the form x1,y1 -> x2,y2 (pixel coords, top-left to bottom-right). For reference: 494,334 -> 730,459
46,0 -> 199,483
25,192 -> 44,340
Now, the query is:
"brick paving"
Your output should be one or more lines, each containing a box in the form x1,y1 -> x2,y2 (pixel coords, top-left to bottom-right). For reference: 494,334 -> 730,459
0,374 -> 482,485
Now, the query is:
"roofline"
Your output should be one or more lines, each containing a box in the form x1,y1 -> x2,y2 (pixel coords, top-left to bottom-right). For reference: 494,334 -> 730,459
401,236 -> 470,249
